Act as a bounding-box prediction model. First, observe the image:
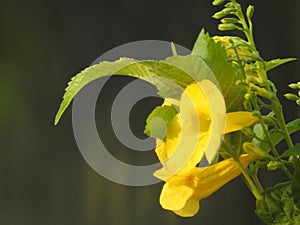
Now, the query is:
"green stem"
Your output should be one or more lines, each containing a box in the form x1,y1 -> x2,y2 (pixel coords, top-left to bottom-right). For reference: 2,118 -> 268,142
250,164 -> 264,193
231,41 -> 246,79
253,174 -> 264,193
235,159 -> 262,199
235,3 -> 268,82
225,0 -> 297,188
259,116 -> 278,156
281,164 -> 299,185
237,0 -> 293,149
252,98 -> 277,155
251,92 -> 298,186
271,97 -> 294,148
254,100 -> 297,183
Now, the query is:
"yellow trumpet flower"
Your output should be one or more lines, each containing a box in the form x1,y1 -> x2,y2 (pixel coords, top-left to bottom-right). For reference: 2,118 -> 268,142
159,154 -> 253,217
153,80 -> 258,217
154,80 -> 258,180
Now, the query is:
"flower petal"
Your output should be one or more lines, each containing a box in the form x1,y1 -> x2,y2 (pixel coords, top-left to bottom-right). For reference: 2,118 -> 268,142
158,155 -> 253,217
195,154 -> 253,199
155,114 -> 181,162
174,198 -> 200,217
181,82 -> 211,119
225,112 -> 258,133
153,131 -> 200,180
160,183 -> 193,211
154,80 -> 226,179
194,80 -> 226,164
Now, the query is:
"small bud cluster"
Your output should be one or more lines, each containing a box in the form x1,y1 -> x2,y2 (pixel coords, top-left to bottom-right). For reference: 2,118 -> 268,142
284,82 -> 300,106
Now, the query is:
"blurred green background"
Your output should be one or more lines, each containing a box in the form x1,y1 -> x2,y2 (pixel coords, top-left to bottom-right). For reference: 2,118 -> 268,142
1,0 -> 300,224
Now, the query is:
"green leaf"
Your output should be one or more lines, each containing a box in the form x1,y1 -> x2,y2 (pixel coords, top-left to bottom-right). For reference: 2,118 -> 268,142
192,29 -> 245,112
55,54 -> 214,125
281,143 -> 300,158
220,131 -> 247,158
163,54 -> 217,86
54,58 -> 135,125
259,119 -> 300,153
117,59 -> 194,100
144,105 -> 178,139
252,124 -> 266,146
256,182 -> 300,225
54,58 -> 191,125
265,58 -> 296,72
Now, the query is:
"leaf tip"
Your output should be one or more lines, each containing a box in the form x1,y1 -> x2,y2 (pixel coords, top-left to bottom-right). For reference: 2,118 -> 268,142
171,42 -> 178,56
54,106 -> 66,126
54,113 -> 61,126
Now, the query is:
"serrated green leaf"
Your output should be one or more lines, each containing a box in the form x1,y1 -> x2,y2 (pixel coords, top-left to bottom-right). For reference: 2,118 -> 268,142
143,57 -> 197,97
163,54 -> 216,85
265,58 -> 296,72
54,58 -> 136,125
192,29 -> 245,112
259,119 -> 300,153
55,54 -> 213,125
256,182 -> 300,225
144,105 -> 178,139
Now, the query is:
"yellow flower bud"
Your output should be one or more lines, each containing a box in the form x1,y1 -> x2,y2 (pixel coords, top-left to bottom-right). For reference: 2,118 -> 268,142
213,8 -> 237,19
288,83 -> 298,89
284,93 -> 299,101
246,5 -> 254,19
218,23 -> 239,31
243,142 -> 267,160
212,0 -> 225,6
249,83 -> 274,100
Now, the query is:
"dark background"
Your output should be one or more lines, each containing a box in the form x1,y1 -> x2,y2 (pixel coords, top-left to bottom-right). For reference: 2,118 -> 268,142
1,0 -> 300,224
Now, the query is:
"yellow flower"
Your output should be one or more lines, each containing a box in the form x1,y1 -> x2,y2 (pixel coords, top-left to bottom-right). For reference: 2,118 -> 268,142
159,154 -> 253,217
154,80 -> 258,180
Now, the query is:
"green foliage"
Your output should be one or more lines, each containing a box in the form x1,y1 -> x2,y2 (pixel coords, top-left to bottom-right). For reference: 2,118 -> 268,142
117,59 -> 194,100
144,105 -> 177,139
265,58 -> 296,72
210,3 -> 300,224
252,124 -> 266,147
258,119 -> 300,153
256,182 -> 300,225
220,131 -> 247,158
54,58 -> 135,125
281,143 -> 300,158
54,55 -> 211,125
192,29 -> 245,112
